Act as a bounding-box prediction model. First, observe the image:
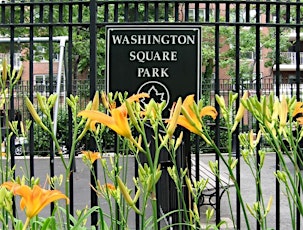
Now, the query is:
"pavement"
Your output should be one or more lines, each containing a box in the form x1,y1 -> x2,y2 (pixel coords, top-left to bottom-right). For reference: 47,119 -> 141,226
5,152 -> 303,229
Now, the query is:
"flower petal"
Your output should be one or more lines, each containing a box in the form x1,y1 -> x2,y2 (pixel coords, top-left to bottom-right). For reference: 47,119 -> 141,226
200,106 -> 218,120
293,101 -> 303,118
78,110 -> 115,126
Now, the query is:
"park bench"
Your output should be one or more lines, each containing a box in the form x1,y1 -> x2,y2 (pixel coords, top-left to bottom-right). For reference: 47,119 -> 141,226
191,157 -> 234,209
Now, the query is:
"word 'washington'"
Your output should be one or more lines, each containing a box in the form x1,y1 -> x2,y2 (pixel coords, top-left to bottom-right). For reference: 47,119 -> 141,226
112,34 -> 195,45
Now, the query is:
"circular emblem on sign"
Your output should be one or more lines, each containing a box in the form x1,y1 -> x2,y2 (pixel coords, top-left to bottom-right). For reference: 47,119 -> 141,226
137,81 -> 170,110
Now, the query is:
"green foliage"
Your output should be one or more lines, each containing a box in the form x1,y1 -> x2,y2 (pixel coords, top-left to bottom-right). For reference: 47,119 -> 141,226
33,108 -> 69,155
191,116 -> 229,154
33,107 -> 116,155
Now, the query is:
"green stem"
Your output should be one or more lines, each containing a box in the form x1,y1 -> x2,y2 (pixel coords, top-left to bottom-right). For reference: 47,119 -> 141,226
151,188 -> 158,230
169,149 -> 190,228
139,123 -> 158,230
22,217 -> 30,230
209,139 -> 251,229
270,130 -> 303,213
93,135 -> 115,229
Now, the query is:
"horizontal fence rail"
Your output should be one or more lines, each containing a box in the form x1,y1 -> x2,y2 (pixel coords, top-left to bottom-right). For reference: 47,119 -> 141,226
0,1 -> 302,229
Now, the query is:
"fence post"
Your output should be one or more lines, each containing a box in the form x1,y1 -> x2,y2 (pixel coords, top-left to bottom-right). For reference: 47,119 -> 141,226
139,125 -> 189,229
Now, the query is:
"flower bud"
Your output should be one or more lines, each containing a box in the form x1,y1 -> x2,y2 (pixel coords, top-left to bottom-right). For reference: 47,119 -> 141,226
174,131 -> 183,151
37,93 -> 47,115
25,96 -> 49,132
228,158 -> 238,170
185,176 -> 193,194
101,91 -> 109,109
47,94 -> 58,109
2,59 -> 7,83
232,91 -> 249,132
125,100 -> 141,133
279,96 -> 288,127
92,91 -> 99,110
12,65 -> 23,86
167,97 -> 182,137
215,95 -> 226,110
133,188 -> 141,203
116,176 -> 133,206
266,196 -> 273,213
205,207 -> 214,221
259,150 -> 266,168
0,187 -> 7,205
209,160 -> 218,175
275,170 -> 287,183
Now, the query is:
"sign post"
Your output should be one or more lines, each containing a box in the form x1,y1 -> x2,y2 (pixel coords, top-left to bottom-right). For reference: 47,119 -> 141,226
106,25 -> 201,228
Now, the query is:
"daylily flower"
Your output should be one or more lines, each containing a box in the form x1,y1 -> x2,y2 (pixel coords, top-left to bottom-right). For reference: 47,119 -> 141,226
82,150 -> 101,164
78,93 -> 149,140
292,101 -> 303,125
175,95 -> 217,136
104,183 -> 116,191
297,117 -> 303,125
95,181 -> 120,202
293,101 -> 303,117
1,182 -> 69,219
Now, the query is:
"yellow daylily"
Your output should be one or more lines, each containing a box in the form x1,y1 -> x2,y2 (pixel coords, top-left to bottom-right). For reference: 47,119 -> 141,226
1,182 -> 69,220
297,117 -> 303,125
292,101 -> 303,117
104,183 -> 116,191
176,95 -> 217,136
96,181 -> 120,201
82,150 -> 101,164
78,93 -> 149,139
79,107 -> 132,138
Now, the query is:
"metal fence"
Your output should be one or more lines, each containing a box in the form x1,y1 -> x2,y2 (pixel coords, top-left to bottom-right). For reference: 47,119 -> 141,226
1,0 -> 303,229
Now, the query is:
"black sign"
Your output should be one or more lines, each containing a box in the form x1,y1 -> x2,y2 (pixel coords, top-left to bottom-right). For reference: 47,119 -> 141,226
106,26 -> 201,118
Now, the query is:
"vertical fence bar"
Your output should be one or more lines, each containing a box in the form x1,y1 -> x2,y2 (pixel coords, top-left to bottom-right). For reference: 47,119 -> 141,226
275,3 -> 281,230
174,2 -> 179,22
48,1 -> 55,213
29,0 -> 35,180
295,1 -> 301,229
255,3 -> 261,230
67,0 -> 74,216
214,1 -> 221,226
89,0 -> 98,227
234,3 -> 241,229
9,0 -> 16,182
154,1 -> 158,21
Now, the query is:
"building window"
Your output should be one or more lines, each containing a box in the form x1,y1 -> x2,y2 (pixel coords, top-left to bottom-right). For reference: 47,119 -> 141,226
240,50 -> 262,60
0,53 -> 22,69
34,74 -> 65,94
231,9 -> 260,23
188,9 -> 213,22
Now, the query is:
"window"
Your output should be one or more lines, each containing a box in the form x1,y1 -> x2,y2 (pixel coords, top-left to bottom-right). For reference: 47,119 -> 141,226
240,50 -> 262,60
231,9 -> 260,23
188,9 -> 213,22
34,74 -> 65,94
0,53 -> 22,69
242,72 -> 263,85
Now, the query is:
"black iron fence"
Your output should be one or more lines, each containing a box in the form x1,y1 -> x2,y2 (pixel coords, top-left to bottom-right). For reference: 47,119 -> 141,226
1,0 -> 303,229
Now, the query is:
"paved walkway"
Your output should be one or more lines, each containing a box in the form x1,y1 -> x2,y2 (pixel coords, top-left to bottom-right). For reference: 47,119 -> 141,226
8,152 -> 303,229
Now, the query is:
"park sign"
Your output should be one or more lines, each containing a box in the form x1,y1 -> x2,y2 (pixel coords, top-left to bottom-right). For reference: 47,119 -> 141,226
106,25 -> 201,118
